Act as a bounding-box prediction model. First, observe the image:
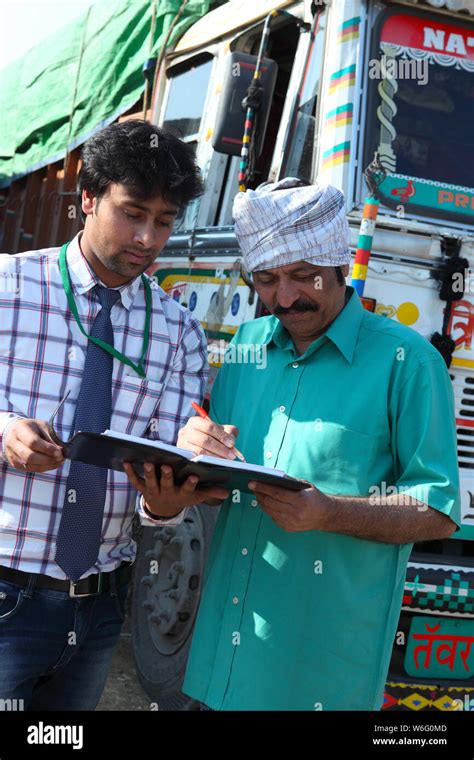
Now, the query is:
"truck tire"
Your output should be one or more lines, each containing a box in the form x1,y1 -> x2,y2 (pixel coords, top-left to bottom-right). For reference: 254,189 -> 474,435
132,504 -> 218,711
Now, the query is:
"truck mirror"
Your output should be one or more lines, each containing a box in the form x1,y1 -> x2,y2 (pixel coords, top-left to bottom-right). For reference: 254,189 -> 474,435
212,52 -> 278,157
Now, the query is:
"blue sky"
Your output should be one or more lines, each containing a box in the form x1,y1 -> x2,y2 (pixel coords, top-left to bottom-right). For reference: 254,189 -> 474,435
0,0 -> 95,72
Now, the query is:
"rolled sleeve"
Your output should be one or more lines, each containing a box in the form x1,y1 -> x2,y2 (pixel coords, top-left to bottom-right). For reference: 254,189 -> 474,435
391,355 -> 461,528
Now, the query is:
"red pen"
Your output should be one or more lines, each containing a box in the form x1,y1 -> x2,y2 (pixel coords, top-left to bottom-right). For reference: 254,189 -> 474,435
191,402 -> 246,462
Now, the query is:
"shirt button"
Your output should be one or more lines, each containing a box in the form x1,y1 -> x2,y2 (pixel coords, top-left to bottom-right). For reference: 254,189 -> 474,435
292,362 -> 299,368
266,451 -> 272,459
251,500 -> 258,507
279,405 -> 286,413
241,548 -> 248,556
232,596 -> 239,605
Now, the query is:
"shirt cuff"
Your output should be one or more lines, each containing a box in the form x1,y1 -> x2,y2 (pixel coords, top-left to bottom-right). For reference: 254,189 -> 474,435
397,483 -> 462,530
136,493 -> 189,526
0,414 -> 26,463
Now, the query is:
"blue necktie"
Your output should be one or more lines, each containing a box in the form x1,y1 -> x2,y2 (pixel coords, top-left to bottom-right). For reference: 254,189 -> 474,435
55,285 -> 121,582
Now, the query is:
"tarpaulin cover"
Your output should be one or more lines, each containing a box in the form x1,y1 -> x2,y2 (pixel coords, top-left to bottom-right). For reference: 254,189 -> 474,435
0,0 -> 214,186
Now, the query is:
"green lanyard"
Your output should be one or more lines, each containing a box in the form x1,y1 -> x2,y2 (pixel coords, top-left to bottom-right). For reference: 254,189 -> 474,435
59,242 -> 151,379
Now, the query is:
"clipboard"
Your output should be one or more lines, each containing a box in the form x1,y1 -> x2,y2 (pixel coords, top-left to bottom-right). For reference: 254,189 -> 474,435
47,393 -> 307,494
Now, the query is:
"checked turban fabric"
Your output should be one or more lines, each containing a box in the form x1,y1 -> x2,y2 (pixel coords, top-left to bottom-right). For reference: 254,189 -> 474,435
232,177 -> 351,272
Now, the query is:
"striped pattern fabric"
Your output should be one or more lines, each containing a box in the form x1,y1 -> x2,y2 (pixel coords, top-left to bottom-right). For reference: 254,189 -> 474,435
318,2 -> 360,190
328,64 -> 356,95
321,140 -> 351,170
0,234 -> 207,579
325,103 -> 354,129
233,177 -> 350,272
337,16 -> 361,43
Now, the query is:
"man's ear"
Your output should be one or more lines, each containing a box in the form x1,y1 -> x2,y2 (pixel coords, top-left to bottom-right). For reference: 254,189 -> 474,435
82,189 -> 96,217
342,264 -> 350,278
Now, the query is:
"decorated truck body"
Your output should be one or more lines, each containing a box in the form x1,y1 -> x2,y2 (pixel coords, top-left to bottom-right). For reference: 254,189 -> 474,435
132,0 -> 474,711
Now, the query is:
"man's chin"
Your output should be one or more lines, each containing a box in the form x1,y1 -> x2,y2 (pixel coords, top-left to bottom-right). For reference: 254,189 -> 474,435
117,255 -> 153,277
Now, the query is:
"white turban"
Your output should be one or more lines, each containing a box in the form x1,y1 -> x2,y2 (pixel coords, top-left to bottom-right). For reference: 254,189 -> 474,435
232,177 -> 351,272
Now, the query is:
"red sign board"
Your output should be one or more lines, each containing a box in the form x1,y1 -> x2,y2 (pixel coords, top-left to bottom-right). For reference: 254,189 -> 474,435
381,13 -> 474,61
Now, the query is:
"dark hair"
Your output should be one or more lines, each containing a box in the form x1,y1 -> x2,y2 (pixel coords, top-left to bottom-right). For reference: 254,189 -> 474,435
77,120 -> 204,215
335,265 -> 346,286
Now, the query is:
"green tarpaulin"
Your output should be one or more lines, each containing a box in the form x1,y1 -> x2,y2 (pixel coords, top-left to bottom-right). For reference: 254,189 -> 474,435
0,0 -> 213,187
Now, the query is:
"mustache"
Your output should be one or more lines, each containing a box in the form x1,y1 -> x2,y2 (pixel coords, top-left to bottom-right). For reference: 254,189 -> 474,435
274,300 -> 319,315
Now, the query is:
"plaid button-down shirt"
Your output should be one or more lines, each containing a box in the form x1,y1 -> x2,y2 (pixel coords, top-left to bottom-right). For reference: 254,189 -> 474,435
0,233 -> 207,579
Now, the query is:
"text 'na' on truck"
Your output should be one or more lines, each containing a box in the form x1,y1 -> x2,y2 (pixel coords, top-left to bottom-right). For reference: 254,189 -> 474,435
131,0 -> 474,711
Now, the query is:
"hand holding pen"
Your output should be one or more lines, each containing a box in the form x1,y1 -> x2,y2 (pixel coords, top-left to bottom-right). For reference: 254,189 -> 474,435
2,391 -> 69,473
176,402 -> 246,462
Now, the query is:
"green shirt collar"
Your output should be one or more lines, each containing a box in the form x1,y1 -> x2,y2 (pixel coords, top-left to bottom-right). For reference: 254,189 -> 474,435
262,286 -> 364,364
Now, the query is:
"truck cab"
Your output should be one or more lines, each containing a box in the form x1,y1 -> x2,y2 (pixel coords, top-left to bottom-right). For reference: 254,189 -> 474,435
132,0 -> 474,711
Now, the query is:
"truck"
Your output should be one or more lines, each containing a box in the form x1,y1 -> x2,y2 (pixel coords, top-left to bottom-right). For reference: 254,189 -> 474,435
130,0 -> 474,711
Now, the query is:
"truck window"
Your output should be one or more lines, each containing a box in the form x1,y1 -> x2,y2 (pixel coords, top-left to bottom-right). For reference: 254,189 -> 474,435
160,54 -> 213,230
281,13 -> 326,181
162,55 -> 213,143
364,8 -> 474,226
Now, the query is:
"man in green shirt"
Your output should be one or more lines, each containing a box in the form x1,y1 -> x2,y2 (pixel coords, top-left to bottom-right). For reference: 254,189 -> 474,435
147,178 -> 460,710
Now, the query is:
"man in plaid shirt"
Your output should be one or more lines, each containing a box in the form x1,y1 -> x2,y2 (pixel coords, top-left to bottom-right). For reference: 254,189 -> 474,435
0,120 -> 229,710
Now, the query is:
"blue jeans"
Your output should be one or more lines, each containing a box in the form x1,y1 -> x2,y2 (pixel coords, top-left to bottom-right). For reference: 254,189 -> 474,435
0,571 -> 129,711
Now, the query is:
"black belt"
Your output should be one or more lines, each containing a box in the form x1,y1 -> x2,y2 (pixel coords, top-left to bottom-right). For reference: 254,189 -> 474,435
0,561 -> 133,598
